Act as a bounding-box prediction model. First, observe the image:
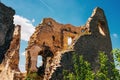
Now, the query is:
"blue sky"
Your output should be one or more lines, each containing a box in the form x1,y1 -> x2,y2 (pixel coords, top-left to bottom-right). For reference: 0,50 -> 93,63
2,0 -> 120,72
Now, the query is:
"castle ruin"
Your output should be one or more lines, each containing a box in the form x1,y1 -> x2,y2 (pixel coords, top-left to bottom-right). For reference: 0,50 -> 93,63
0,2 -> 113,80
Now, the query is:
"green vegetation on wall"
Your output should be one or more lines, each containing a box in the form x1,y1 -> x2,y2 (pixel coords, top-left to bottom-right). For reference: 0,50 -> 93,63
25,72 -> 42,80
63,49 -> 120,80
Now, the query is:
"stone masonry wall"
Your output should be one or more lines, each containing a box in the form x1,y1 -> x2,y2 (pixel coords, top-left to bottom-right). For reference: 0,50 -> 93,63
0,2 -> 15,63
25,7 -> 113,80
51,7 -> 113,80
0,2 -> 113,80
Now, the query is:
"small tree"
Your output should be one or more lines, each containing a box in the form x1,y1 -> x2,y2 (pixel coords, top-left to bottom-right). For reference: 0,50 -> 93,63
95,52 -> 120,80
112,49 -> 120,70
63,53 -> 94,80
63,50 -> 120,80
25,72 -> 42,80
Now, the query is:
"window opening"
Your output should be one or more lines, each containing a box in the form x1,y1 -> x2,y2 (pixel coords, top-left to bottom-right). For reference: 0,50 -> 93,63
68,37 -> 72,46
37,55 -> 43,67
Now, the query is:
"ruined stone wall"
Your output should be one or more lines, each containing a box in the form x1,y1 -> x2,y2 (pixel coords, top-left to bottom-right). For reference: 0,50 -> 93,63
0,25 -> 22,80
51,7 -> 113,80
0,2 -> 113,80
28,18 -> 83,51
25,7 -> 113,80
0,3 -> 15,63
25,18 -> 87,73
74,7 -> 113,72
0,3 -> 26,80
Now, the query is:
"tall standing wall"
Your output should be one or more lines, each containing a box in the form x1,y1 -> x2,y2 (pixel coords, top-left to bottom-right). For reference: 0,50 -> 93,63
0,2 -> 15,63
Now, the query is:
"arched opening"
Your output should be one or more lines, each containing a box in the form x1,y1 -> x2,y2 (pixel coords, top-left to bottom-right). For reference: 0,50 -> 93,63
68,37 -> 72,46
98,21 -> 106,36
37,55 -> 43,68
37,47 -> 54,76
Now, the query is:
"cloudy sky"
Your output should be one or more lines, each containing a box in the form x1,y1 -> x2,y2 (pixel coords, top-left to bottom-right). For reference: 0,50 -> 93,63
2,0 -> 120,72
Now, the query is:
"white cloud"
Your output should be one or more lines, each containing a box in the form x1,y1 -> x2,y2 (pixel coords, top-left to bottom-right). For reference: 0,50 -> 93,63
21,52 -> 25,56
32,19 -> 35,23
112,33 -> 118,38
14,15 -> 35,41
